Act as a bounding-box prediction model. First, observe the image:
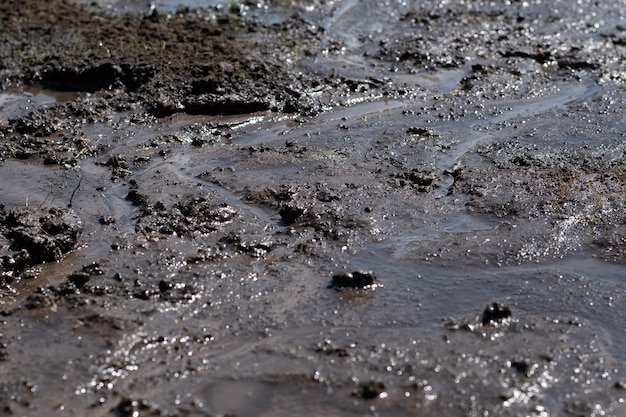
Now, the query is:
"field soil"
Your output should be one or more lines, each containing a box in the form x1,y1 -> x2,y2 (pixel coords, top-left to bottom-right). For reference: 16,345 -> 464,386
1,0 -> 626,415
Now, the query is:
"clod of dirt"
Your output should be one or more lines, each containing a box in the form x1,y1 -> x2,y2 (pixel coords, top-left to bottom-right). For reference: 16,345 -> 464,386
481,302 -> 513,326
406,127 -> 436,137
279,204 -> 307,226
357,381 -> 387,400
101,155 -> 131,180
98,216 -> 115,225
0,205 -> 82,277
110,397 -> 156,417
395,170 -> 437,192
331,270 -> 378,288
68,272 -> 90,289
125,189 -> 147,207
510,359 -> 536,377
65,262 -> 105,290
614,381 -> 626,390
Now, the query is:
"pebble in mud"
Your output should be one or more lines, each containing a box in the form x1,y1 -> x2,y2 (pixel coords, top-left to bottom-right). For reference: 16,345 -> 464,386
481,302 -> 512,326
331,270 -> 378,288
357,381 -> 387,400
111,397 -> 154,417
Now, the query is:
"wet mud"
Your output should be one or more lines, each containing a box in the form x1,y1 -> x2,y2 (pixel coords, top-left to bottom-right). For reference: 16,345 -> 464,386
1,0 -> 626,415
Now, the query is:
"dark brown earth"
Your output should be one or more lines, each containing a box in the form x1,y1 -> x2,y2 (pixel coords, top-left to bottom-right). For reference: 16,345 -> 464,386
1,0 -> 626,416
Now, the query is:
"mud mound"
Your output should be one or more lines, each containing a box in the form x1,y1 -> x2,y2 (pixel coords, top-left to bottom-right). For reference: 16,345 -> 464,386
0,205 -> 82,281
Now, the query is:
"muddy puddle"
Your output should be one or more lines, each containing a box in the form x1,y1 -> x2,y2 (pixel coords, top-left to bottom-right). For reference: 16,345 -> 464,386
0,86 -> 80,121
1,0 -> 626,415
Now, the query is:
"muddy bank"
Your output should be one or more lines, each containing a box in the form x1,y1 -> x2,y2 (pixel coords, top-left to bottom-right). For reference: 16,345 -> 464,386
1,0 -> 626,416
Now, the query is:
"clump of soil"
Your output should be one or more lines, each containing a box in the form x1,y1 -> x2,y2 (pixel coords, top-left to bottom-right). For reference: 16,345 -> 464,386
0,0 -> 328,118
331,270 -> 378,288
0,205 -> 82,281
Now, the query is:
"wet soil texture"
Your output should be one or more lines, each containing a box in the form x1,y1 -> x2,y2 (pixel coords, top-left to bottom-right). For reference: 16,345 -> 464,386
1,0 -> 626,415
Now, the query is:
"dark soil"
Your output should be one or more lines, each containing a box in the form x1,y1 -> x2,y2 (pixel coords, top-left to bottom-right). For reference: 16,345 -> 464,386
0,205 -> 82,283
1,0 -> 626,416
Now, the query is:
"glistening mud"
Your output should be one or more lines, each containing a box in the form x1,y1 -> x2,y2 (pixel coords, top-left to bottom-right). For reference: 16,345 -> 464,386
1,0 -> 626,415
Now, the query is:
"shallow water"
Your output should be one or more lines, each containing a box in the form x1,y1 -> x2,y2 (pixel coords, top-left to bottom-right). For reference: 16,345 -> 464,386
0,86 -> 79,120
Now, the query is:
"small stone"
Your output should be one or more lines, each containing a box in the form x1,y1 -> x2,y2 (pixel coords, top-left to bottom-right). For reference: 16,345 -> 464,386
614,381 -> 626,390
98,216 -> 115,225
68,272 -> 90,289
511,360 -> 530,374
406,126 -> 433,136
331,270 -> 377,288
358,381 -> 386,399
158,280 -> 173,293
444,317 -> 460,330
278,205 -> 306,226
481,302 -> 512,326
